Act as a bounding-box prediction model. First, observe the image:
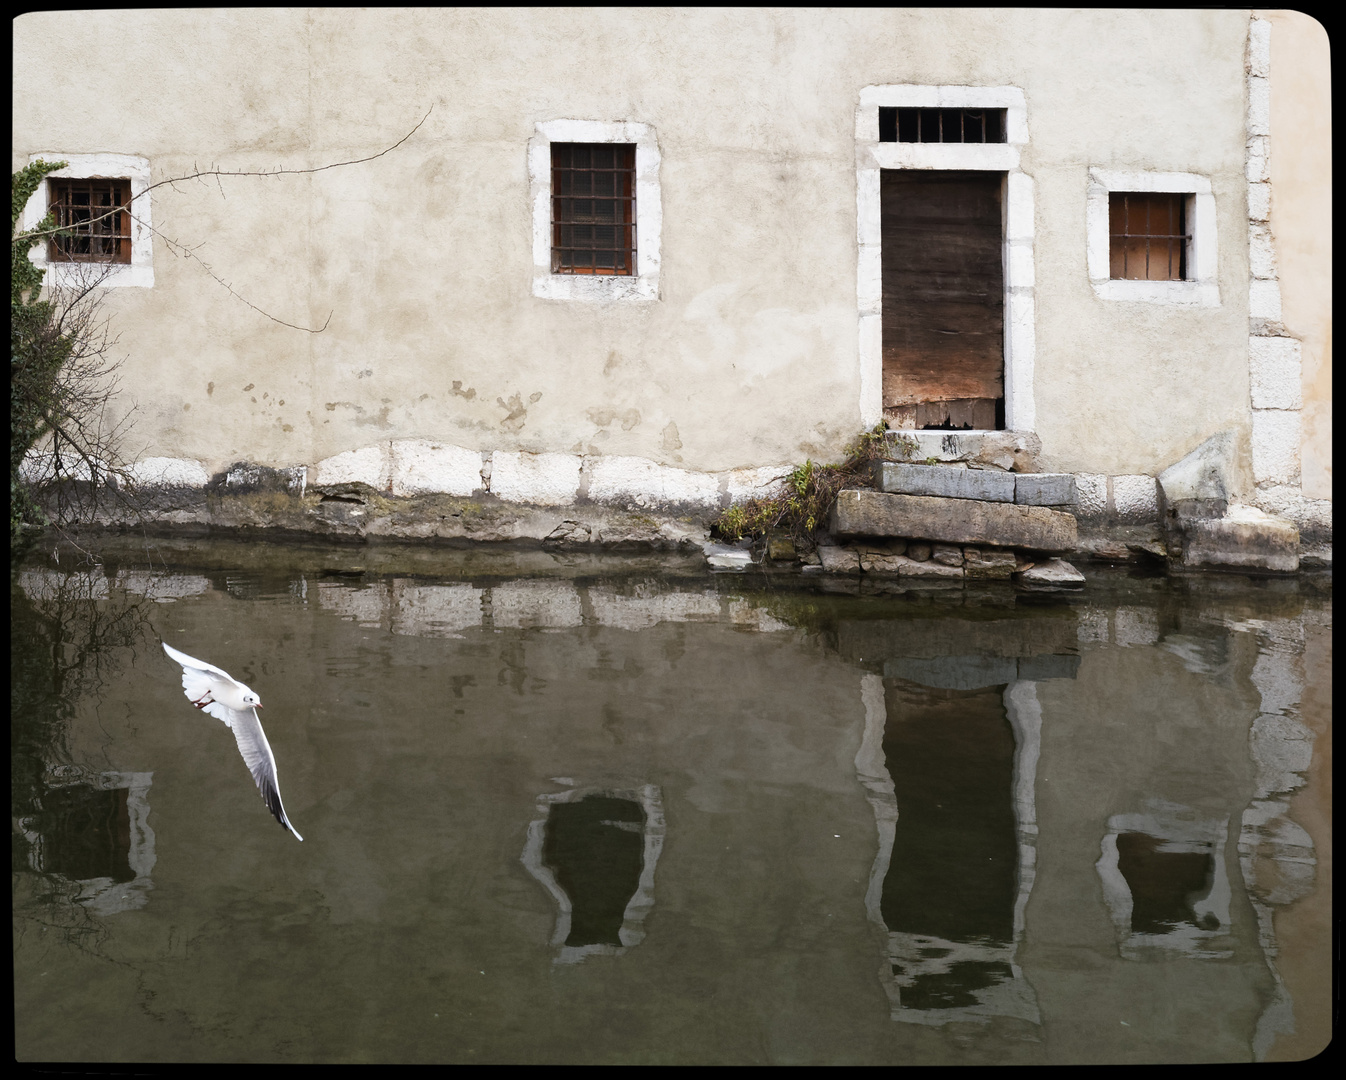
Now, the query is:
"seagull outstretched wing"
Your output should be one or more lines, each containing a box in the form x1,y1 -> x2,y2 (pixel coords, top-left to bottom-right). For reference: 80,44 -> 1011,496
162,642 -> 304,841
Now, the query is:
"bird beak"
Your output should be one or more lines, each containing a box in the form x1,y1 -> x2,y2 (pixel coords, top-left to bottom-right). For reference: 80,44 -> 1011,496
255,703 -> 264,709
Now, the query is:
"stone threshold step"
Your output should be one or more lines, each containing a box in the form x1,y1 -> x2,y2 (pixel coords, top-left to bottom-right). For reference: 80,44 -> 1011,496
875,462 -> 1076,507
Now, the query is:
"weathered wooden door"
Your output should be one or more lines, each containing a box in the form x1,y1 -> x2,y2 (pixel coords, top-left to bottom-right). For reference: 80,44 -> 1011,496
881,171 -> 1004,430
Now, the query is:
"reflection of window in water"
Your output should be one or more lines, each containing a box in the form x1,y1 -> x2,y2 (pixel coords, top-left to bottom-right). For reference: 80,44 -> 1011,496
1096,803 -> 1232,960
18,772 -> 156,916
1116,832 -> 1221,934
522,785 -> 665,964
37,784 -> 135,884
543,795 -> 645,948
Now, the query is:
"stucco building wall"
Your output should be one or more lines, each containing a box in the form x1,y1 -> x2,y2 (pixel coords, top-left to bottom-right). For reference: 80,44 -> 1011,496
13,10 -> 1321,524
1264,11 -> 1331,501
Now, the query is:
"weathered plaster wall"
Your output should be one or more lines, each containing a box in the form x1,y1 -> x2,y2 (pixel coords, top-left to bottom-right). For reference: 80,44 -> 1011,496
1264,11 -> 1331,501
14,9 -> 1256,490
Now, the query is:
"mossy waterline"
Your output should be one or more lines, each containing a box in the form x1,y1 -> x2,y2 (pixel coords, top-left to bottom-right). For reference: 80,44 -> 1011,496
710,424 -> 890,547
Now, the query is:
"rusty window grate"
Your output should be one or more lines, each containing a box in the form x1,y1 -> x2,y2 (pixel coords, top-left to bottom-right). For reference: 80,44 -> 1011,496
551,143 -> 636,275
47,178 -> 133,264
878,107 -> 1006,144
1109,192 -> 1188,281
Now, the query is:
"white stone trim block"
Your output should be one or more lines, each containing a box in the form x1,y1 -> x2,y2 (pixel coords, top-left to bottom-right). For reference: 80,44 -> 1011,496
390,440 -> 484,497
124,457 -> 211,488
1251,410 -> 1301,484
725,466 -> 791,503
1112,474 -> 1159,523
22,153 -> 155,289
866,143 -> 1020,172
1249,337 -> 1303,410
1248,222 -> 1278,280
490,451 -> 582,505
1247,182 -> 1272,222
586,456 -> 721,508
1249,278 -> 1283,322
856,85 -> 1034,434
530,120 -> 661,302
1245,136 -> 1271,183
1086,169 -> 1219,306
1005,292 -> 1036,432
858,313 -> 883,429
1247,75 -> 1271,137
313,444 -> 389,489
1074,474 -> 1108,518
1247,17 -> 1272,78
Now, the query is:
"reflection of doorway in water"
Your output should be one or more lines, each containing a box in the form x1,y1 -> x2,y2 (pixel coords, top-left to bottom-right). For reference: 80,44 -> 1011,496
883,680 -> 1018,1011
521,785 -> 665,964
856,672 -> 1042,1026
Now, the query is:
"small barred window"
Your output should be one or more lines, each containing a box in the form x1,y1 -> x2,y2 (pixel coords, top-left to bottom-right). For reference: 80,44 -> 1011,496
878,107 -> 1006,144
47,178 -> 133,264
551,143 -> 636,275
1109,192 -> 1189,281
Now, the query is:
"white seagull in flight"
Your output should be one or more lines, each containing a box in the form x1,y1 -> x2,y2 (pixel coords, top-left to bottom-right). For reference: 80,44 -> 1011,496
163,642 -> 304,841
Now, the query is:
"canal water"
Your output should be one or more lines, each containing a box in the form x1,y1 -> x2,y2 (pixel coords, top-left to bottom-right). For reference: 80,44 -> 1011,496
11,539 -> 1331,1064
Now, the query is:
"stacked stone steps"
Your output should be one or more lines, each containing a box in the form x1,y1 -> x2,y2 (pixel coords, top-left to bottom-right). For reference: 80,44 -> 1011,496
824,461 -> 1085,585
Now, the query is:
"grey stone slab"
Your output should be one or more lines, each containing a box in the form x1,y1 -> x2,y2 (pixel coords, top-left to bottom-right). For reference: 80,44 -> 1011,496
931,543 -> 964,566
877,462 -> 1015,502
1014,473 -> 1078,506
1016,558 -> 1086,586
963,548 -> 1017,579
818,545 -> 861,574
892,555 -> 964,579
881,430 -> 1042,473
1182,510 -> 1298,572
833,490 -> 1078,552
858,551 -> 963,578
1158,430 -> 1237,511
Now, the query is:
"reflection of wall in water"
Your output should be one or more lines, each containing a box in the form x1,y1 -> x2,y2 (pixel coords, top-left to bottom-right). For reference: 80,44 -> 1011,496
17,770 -> 156,916
521,784 -> 665,964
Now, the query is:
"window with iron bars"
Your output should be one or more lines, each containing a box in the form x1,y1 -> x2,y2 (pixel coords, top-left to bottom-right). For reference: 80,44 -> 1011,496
551,143 -> 636,275
878,107 -> 1006,144
47,178 -> 133,264
1109,192 -> 1189,281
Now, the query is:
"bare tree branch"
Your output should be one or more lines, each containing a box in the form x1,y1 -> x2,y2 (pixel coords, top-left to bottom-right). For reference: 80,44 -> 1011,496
17,105 -> 431,334
21,105 -> 433,242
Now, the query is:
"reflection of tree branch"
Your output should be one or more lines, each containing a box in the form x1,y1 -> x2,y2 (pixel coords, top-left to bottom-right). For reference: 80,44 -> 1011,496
12,566 -> 157,957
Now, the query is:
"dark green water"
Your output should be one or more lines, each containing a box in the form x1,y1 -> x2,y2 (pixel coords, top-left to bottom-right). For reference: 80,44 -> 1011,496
11,539 -> 1331,1063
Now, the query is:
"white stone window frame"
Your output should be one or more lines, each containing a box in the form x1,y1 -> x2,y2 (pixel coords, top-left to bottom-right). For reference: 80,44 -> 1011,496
529,120 -> 661,302
856,86 -> 1035,432
21,153 -> 155,289
1087,169 -> 1218,307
